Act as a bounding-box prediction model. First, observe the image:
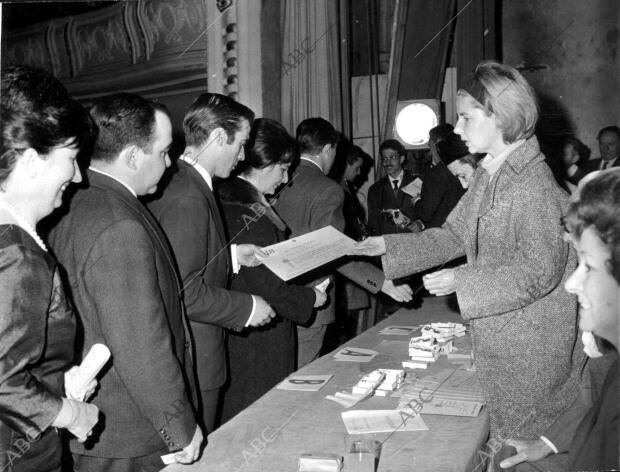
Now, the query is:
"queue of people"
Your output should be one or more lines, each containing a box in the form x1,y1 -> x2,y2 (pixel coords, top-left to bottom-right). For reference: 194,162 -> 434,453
1,59 -> 617,472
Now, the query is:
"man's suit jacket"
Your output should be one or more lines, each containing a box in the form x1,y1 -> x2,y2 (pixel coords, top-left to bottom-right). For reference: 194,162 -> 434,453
49,170 -> 196,458
274,160 -> 384,326
414,163 -> 465,228
567,157 -> 620,186
367,171 -> 418,235
147,160 -> 252,391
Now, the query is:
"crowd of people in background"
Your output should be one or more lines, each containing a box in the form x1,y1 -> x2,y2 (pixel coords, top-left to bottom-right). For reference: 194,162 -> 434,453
0,59 -> 617,472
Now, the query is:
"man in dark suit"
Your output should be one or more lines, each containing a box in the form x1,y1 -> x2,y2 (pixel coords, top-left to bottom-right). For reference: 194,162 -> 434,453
147,93 -> 275,433
367,139 -> 418,235
275,118 -> 412,367
582,126 -> 620,173
49,94 -> 202,471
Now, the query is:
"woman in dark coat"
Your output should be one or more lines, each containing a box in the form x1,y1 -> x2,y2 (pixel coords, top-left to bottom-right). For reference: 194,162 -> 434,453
218,118 -> 325,422
0,66 -> 99,472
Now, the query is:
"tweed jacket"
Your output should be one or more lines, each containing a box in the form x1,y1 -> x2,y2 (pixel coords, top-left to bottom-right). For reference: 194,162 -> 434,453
274,160 -> 384,326
367,170 -> 418,235
147,160 -> 253,391
48,170 -> 196,458
382,137 -> 586,439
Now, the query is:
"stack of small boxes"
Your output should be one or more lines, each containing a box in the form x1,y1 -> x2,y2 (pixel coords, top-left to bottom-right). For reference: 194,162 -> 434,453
351,369 -> 406,398
403,322 -> 467,369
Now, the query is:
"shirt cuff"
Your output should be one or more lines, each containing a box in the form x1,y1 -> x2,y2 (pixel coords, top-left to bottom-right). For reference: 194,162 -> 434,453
539,436 -> 559,454
230,244 -> 240,274
244,295 -> 257,327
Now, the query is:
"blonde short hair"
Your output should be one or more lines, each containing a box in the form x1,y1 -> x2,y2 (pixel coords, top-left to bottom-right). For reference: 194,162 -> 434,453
458,61 -> 538,143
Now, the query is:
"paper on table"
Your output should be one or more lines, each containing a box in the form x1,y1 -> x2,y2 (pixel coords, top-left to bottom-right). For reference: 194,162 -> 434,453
334,347 -> 378,363
256,225 -> 356,281
341,410 -> 428,434
378,326 -> 419,336
400,178 -> 423,198
277,374 -> 333,392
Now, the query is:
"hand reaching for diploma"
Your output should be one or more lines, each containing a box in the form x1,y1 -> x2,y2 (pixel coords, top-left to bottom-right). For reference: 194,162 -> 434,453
236,244 -> 266,267
499,438 -> 553,469
381,280 -> 413,302
423,269 -> 456,296
348,236 -> 386,257
174,425 -> 204,464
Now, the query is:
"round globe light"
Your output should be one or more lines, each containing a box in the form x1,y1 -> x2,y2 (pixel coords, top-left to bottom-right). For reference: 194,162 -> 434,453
395,103 -> 438,146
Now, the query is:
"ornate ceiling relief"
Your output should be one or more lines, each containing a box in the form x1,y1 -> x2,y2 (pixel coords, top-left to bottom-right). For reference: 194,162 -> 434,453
2,0 -> 211,101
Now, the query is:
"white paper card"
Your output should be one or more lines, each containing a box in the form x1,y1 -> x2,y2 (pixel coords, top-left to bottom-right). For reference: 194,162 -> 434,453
277,374 -> 333,391
378,326 -> 418,336
400,178 -> 423,198
341,410 -> 428,434
256,225 -> 356,281
334,347 -> 378,363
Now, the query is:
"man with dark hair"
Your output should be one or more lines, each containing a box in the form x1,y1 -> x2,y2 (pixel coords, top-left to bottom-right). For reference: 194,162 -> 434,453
367,139 -> 418,235
147,93 -> 275,433
49,93 -> 202,471
580,126 -> 620,175
275,117 -> 412,367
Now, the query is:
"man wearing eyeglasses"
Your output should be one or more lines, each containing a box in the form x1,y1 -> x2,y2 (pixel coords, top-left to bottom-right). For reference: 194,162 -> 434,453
367,139 -> 418,235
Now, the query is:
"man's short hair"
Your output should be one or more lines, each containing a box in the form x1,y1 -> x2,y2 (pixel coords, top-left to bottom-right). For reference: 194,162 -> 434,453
183,93 -> 254,148
1,65 -> 94,184
597,125 -> 620,141
565,169 -> 620,284
296,117 -> 339,155
458,61 -> 539,144
379,139 -> 405,156
89,93 -> 156,163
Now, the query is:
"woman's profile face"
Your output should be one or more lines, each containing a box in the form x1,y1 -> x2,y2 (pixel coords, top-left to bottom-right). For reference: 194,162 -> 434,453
454,94 -> 504,156
447,160 -> 475,189
565,227 -> 619,347
258,162 -> 290,196
344,158 -> 363,183
38,143 -> 82,216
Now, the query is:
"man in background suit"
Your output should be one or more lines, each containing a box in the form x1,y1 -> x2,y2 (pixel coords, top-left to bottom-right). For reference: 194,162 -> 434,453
275,118 -> 413,367
367,139 -> 418,235
147,93 -> 275,433
49,94 -> 202,471
582,126 -> 620,173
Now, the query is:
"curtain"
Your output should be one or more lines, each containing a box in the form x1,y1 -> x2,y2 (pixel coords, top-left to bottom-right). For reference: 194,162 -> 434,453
280,0 -> 349,135
455,0 -> 499,89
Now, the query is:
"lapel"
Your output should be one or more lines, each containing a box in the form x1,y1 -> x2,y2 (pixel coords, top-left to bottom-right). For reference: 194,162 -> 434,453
180,161 -> 227,245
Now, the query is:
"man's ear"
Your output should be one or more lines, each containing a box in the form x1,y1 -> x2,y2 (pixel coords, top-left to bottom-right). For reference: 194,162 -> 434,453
321,143 -> 333,158
121,145 -> 140,170
210,127 -> 227,147
399,155 -> 405,166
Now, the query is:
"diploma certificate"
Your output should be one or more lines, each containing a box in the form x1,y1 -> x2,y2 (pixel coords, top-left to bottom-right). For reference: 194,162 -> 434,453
256,225 -> 356,281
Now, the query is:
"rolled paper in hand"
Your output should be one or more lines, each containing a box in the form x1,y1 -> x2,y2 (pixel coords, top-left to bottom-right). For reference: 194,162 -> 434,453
75,344 -> 111,397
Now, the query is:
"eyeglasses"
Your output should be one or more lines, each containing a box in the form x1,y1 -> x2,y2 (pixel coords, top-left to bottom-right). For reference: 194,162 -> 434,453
381,154 -> 400,162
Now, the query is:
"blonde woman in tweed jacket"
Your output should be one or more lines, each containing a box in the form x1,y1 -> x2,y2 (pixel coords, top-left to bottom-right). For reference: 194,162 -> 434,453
351,62 -> 587,457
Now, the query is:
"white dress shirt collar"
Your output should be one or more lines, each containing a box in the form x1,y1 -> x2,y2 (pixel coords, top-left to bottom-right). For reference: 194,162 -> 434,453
300,156 -> 324,173
387,170 -> 404,188
480,139 -> 525,177
89,167 -> 137,198
180,155 -> 213,190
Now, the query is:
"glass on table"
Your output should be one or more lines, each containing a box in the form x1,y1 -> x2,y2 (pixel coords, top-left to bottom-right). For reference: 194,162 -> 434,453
344,434 -> 382,472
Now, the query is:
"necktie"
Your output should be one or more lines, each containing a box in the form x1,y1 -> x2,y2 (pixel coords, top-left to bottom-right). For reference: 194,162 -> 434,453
392,180 -> 399,193
602,160 -> 611,170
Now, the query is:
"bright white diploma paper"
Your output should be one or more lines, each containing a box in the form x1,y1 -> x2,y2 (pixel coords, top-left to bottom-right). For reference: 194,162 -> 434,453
256,225 -> 356,281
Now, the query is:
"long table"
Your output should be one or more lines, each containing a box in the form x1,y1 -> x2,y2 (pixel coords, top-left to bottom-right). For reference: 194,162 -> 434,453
164,297 -> 489,472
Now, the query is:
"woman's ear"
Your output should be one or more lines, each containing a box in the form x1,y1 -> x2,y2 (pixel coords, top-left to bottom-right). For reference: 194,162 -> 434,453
20,148 -> 44,179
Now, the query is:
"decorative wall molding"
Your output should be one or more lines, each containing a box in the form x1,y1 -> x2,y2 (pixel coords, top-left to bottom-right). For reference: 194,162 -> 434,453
2,0 -> 210,101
